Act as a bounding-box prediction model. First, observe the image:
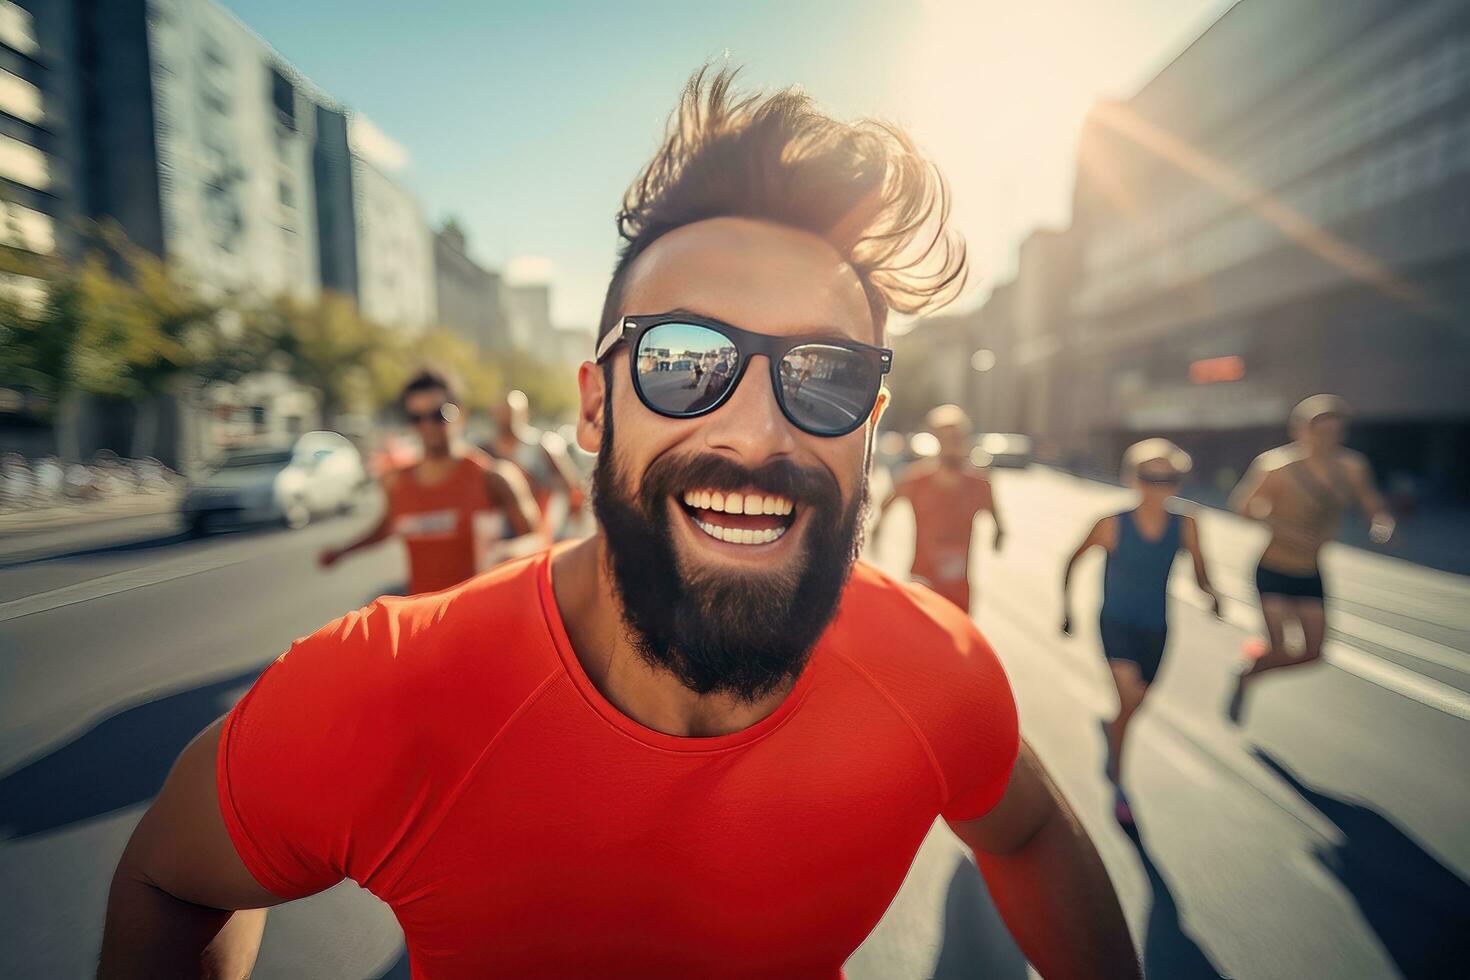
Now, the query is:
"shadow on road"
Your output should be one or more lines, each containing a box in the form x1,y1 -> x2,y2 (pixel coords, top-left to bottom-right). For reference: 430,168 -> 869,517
1252,749 -> 1470,978
929,858 -> 1027,979
1120,821 -> 1223,978
0,667 -> 262,841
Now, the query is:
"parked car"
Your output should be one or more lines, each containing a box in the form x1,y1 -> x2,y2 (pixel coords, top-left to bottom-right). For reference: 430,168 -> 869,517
976,433 -> 1033,469
183,431 -> 366,534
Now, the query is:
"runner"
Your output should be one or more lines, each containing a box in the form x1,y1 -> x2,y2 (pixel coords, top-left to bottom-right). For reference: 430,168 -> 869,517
318,370 -> 542,595
1060,439 -> 1221,824
1226,394 -> 1395,722
875,405 -> 1003,614
487,388 -> 586,539
100,69 -> 1137,980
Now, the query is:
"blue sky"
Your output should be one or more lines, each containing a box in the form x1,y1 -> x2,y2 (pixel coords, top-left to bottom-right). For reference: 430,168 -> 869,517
222,0 -> 1234,329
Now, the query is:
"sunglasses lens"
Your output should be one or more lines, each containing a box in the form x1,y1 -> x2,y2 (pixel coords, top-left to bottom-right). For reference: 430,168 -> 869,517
778,344 -> 882,435
635,322 -> 739,416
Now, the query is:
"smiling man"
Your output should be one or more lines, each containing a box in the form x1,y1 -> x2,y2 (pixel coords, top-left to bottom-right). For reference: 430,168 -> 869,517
100,69 -> 1136,979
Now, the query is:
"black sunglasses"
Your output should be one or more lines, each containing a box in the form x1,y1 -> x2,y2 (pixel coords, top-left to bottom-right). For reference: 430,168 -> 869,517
1136,471 -> 1182,485
405,402 -> 460,426
595,312 -> 893,437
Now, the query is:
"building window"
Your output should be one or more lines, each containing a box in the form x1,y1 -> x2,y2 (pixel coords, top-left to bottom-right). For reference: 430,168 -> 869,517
270,67 -> 296,131
0,1 -> 38,57
0,132 -> 48,189
0,68 -> 42,124
0,199 -> 54,253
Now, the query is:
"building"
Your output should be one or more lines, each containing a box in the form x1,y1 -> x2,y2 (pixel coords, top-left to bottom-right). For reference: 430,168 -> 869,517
433,220 -> 507,353
0,0 -> 76,306
78,0 -> 322,302
503,279 -> 552,351
1058,0 -> 1470,498
348,143 -> 434,331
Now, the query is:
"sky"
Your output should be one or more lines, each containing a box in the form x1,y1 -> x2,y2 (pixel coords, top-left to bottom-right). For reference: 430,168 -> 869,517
221,0 -> 1236,330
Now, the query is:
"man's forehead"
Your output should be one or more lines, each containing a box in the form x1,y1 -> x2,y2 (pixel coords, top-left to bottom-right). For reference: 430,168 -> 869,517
621,217 -> 874,339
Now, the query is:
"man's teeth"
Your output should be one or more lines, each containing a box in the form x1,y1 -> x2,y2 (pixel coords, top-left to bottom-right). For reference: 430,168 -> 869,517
681,489 -> 794,516
694,520 -> 788,545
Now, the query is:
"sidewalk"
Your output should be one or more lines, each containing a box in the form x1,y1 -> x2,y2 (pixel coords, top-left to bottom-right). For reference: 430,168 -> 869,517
0,490 -> 181,536
0,492 -> 182,565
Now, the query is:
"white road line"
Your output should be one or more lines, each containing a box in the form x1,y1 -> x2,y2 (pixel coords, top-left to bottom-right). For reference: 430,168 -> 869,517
0,552 -> 256,623
1169,588 -> 1470,720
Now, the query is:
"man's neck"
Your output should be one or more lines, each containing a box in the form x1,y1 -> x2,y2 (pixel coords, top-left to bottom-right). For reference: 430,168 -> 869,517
550,536 -> 799,738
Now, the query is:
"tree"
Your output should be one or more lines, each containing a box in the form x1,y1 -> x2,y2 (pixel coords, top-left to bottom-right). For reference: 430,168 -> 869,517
236,292 -> 383,427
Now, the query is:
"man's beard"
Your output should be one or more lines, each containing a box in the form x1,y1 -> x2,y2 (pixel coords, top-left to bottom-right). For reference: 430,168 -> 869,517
591,418 -> 869,703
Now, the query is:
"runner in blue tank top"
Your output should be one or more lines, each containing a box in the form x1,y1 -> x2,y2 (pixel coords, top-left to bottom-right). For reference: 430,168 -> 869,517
1061,439 -> 1221,824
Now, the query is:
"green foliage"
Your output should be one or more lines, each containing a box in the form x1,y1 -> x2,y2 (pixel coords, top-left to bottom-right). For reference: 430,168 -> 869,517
0,230 -> 219,406
0,228 -> 580,428
500,347 -> 579,422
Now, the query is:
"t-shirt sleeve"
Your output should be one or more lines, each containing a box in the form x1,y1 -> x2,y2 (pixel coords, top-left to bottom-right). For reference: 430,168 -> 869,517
216,600 -> 415,899
936,621 -> 1021,823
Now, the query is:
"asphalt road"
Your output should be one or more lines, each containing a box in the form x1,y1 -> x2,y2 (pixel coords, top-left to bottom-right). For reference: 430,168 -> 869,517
2,467 -> 1466,978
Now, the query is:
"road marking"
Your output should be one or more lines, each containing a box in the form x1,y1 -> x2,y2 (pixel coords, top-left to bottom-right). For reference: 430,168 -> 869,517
0,552 -> 257,623
1170,588 -> 1470,721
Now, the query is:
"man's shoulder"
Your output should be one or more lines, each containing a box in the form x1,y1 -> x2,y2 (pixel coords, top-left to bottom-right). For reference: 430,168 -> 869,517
284,552 -> 558,707
832,563 -> 1005,693
829,564 -> 1019,818
1254,445 -> 1304,474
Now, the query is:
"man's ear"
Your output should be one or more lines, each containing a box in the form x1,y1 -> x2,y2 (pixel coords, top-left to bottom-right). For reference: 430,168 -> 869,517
576,361 -> 607,454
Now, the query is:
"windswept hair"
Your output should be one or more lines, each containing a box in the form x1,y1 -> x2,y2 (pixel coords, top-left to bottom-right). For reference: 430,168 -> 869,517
599,66 -> 967,341
399,367 -> 458,409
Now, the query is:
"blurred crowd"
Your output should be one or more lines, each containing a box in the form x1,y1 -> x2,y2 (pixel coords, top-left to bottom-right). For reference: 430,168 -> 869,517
0,450 -> 182,513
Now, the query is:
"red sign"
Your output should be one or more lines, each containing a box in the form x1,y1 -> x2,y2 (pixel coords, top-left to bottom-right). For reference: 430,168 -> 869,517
1189,355 -> 1245,384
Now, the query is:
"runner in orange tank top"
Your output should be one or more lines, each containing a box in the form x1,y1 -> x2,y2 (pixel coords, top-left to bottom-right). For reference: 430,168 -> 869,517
877,405 -> 1004,614
319,370 -> 542,595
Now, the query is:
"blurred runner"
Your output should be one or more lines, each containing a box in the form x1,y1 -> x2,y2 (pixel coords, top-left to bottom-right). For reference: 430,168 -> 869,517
318,370 -> 541,595
1226,395 -> 1395,722
100,69 -> 1136,980
875,405 -> 1003,614
1061,439 -> 1221,824
487,388 -> 587,540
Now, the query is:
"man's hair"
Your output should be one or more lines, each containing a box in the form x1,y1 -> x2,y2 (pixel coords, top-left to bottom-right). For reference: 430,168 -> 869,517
1122,438 -> 1192,481
399,368 -> 457,410
924,404 -> 972,435
598,66 -> 967,346
1290,393 -> 1350,433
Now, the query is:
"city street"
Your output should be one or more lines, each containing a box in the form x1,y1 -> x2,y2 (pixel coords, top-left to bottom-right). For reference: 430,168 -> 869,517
2,467 -> 1467,978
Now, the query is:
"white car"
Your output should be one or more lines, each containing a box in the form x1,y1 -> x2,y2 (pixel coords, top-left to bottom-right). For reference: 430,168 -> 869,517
183,431 -> 367,534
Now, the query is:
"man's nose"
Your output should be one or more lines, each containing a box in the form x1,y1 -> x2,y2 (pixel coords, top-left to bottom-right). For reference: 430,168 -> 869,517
700,356 -> 798,463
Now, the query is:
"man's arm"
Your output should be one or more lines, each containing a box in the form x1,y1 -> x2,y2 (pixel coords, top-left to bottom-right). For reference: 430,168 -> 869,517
99,719 -> 294,978
320,475 -> 395,567
1344,452 -> 1395,544
538,432 -> 586,512
977,473 -> 1003,551
483,461 -> 545,561
949,743 -> 1139,980
1228,458 -> 1273,520
1179,514 -> 1222,617
1061,517 -> 1110,635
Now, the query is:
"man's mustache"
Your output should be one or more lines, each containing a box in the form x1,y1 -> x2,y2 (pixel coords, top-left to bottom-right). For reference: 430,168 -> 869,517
639,452 -> 840,512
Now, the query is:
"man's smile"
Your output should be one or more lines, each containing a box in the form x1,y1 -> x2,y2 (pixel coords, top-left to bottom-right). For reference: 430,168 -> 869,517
675,487 -> 800,548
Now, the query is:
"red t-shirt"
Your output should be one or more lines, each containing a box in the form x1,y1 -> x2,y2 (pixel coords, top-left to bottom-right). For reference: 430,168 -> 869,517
217,550 -> 1019,978
385,452 -> 498,596
903,463 -> 994,587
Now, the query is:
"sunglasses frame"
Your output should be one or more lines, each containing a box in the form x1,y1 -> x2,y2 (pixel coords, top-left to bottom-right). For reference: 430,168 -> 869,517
404,402 -> 459,426
596,312 -> 893,437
